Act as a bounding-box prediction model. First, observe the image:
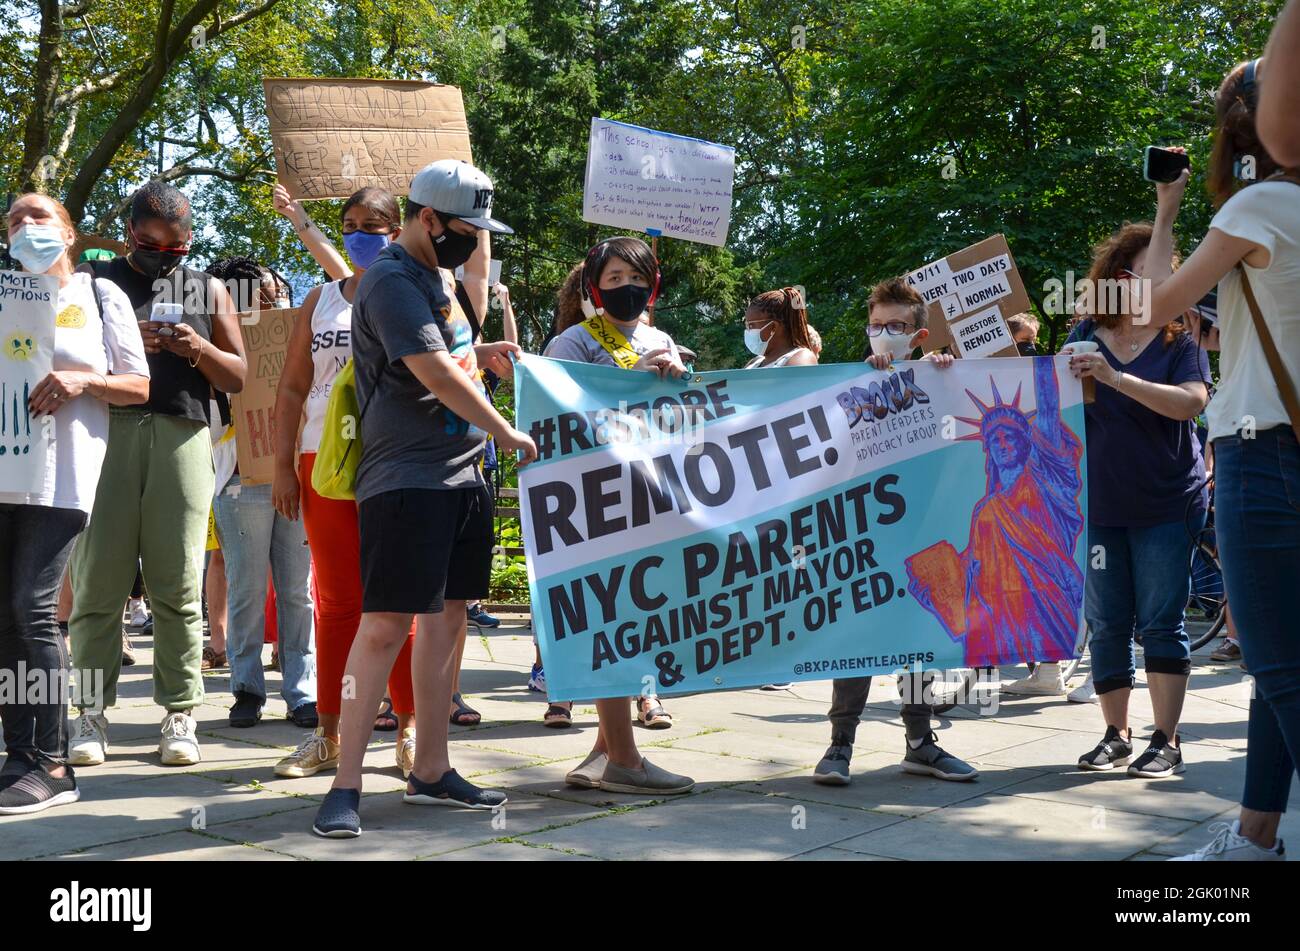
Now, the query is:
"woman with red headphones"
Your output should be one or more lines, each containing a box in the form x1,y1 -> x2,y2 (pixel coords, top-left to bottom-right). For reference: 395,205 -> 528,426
541,236 -> 694,797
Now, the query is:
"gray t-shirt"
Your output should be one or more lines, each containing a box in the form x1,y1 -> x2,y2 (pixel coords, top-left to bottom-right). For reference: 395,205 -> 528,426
543,319 -> 681,366
352,243 -> 486,501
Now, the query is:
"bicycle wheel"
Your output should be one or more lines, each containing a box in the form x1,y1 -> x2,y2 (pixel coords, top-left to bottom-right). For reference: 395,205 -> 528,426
1187,530 -> 1227,651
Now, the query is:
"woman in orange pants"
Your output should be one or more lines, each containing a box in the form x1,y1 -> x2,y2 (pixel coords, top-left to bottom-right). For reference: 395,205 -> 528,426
268,185 -> 416,779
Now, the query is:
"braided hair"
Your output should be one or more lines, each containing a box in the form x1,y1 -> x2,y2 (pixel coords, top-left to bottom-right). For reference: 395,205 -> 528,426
747,286 -> 813,352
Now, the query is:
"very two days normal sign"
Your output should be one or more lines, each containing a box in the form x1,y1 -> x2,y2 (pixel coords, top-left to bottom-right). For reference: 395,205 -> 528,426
908,235 -> 1032,359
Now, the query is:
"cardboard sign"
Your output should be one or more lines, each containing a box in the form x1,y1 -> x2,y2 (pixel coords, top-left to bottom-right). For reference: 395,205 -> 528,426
582,118 -> 736,246
265,78 -> 473,200
230,307 -> 300,485
0,272 -> 56,500
908,235 -> 1029,357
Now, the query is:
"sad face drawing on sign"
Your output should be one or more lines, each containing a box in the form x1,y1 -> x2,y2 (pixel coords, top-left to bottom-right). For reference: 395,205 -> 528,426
1,323 -> 39,456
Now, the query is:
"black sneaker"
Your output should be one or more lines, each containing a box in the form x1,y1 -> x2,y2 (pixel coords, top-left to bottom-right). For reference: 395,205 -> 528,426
1079,725 -> 1133,770
1128,730 -> 1185,778
229,690 -> 264,728
0,764 -> 80,815
0,755 -> 34,792
404,768 -> 507,810
288,701 -> 319,728
312,787 -> 361,838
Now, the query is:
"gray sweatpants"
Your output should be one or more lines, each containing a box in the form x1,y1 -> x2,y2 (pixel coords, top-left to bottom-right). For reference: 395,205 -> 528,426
828,675 -> 932,745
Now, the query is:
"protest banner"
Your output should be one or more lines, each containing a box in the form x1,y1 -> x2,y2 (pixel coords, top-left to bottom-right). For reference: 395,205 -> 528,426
230,306 -> 301,485
0,271 -> 56,499
264,78 -> 473,200
906,235 -> 1031,357
582,118 -> 736,247
516,353 -> 1089,701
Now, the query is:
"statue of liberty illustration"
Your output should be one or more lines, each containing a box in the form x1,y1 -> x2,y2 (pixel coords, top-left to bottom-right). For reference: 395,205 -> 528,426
905,357 -> 1085,666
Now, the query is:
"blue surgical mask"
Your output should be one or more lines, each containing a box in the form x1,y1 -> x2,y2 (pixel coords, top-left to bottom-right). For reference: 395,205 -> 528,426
9,224 -> 67,274
342,230 -> 391,269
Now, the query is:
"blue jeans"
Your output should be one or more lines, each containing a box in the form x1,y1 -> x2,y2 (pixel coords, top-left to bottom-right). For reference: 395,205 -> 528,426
1085,514 -> 1203,695
212,475 -> 316,709
1214,427 -> 1300,813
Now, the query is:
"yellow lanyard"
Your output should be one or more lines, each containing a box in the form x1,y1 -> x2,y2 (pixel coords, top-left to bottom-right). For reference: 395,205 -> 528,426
582,313 -> 641,370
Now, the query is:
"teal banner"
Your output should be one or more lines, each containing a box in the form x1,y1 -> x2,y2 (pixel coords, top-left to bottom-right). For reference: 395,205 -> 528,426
515,353 -> 1089,702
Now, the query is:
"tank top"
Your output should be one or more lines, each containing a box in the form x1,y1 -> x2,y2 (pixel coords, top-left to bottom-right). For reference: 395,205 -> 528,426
745,347 -> 810,369
90,257 -> 218,425
301,279 -> 353,453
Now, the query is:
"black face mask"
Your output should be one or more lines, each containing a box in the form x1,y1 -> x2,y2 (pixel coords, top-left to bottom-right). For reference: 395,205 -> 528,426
131,248 -> 185,279
600,284 -> 652,323
431,213 -> 479,270
1017,341 -> 1038,356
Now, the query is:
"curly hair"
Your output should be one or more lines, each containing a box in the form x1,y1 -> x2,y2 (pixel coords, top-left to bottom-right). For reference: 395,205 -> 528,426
1082,221 -> 1184,343
207,255 -> 292,310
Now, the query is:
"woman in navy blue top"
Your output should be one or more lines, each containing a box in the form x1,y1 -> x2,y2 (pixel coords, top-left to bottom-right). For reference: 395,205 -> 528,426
1064,221 -> 1212,780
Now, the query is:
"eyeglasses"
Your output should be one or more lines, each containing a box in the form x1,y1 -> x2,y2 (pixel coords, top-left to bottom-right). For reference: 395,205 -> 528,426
867,321 -> 915,337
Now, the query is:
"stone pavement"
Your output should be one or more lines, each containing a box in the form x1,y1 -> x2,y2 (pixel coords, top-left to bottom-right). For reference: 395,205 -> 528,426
4,620 -> 1294,861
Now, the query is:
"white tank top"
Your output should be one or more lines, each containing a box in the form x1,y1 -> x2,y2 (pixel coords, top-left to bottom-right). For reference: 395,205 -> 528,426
745,347 -> 810,369
300,279 -> 353,453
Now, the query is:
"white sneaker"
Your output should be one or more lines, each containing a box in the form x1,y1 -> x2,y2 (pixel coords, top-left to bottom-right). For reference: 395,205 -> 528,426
396,727 -> 416,778
68,711 -> 110,766
1002,662 -> 1067,696
1068,674 -> 1098,703
159,711 -> 201,766
126,597 -> 150,627
1169,821 -> 1285,861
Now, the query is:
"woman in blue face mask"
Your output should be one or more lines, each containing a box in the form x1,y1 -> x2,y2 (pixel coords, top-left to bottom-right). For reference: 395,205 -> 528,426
267,186 -> 422,782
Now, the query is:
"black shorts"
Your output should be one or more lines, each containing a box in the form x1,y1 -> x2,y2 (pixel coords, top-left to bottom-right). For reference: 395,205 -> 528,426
358,485 -> 494,614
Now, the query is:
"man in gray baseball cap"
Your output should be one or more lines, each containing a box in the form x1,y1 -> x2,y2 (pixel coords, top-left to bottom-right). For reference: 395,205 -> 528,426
312,158 -> 536,838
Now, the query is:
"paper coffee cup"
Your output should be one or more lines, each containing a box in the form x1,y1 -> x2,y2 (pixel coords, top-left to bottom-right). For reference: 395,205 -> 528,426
1061,341 -> 1099,356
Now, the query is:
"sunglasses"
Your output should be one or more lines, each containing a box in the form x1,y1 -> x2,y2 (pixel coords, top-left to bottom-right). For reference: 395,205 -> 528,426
129,223 -> 190,255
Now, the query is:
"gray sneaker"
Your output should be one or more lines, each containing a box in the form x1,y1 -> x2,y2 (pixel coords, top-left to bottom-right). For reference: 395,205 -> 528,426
599,757 -> 694,795
564,750 -> 607,789
901,732 -> 979,781
814,744 -> 853,785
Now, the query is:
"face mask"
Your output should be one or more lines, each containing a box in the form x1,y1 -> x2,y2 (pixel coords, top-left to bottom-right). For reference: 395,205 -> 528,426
8,224 -> 67,274
343,230 -> 390,269
869,328 -> 918,361
744,322 -> 773,356
430,214 -> 478,270
1017,341 -> 1038,356
600,284 -> 652,323
131,247 -> 186,279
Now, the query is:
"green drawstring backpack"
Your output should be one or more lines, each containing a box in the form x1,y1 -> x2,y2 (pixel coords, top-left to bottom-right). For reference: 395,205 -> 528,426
311,357 -> 365,500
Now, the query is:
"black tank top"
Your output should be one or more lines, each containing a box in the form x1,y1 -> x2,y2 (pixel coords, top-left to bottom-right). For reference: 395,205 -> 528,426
92,257 -> 221,425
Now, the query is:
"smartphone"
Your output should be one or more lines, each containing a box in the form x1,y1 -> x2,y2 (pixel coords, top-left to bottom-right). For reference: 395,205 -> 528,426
1143,146 -> 1190,183
1193,289 -> 1218,335
150,302 -> 184,324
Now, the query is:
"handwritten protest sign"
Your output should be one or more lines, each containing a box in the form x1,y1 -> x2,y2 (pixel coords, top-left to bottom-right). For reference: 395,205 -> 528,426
0,272 -> 56,499
582,118 -> 736,246
231,307 -> 300,485
516,353 -> 1089,701
907,235 -> 1030,357
265,78 -> 473,200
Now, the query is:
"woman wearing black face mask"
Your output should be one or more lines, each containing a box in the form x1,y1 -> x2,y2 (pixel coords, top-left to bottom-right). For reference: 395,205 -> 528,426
540,236 -> 694,798
1007,312 -> 1041,356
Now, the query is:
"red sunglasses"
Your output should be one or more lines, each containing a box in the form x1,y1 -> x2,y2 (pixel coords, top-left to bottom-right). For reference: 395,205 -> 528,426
128,222 -> 190,255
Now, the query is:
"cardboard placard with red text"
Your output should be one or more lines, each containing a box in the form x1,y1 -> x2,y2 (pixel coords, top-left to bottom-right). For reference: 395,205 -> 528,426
231,307 -> 300,485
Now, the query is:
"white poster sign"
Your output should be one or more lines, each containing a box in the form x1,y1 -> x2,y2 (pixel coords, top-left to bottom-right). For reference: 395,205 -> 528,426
950,304 -> 1013,359
582,118 -> 736,246
0,271 -> 57,497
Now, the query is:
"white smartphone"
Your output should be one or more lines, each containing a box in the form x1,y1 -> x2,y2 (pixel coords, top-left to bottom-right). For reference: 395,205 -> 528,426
150,303 -> 184,324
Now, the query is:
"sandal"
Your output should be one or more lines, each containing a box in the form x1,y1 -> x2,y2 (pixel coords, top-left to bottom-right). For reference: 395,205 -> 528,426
201,646 -> 228,671
449,692 -> 481,726
543,702 -> 573,729
636,696 -> 673,730
373,698 -> 399,732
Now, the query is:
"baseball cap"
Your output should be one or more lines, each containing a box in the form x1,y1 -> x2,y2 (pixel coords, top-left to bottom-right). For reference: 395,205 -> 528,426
408,160 -> 513,234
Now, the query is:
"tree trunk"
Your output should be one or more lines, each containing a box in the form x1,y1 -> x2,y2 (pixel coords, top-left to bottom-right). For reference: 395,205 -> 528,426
18,1 -> 65,193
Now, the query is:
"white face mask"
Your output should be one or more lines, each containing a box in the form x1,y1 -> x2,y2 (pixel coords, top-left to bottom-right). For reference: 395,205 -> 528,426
744,322 -> 774,357
8,223 -> 68,274
869,326 -> 918,361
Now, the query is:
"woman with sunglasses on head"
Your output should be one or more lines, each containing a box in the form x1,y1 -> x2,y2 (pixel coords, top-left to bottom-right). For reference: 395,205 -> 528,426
0,193 -> 150,814
270,186 -> 421,780
1063,221 -> 1212,781
67,180 -> 246,771
541,236 -> 694,796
